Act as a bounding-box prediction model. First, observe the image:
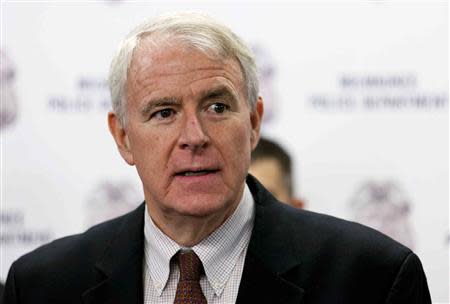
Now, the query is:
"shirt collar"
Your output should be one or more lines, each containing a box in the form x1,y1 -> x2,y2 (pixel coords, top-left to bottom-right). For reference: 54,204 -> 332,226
143,205 -> 180,294
144,184 -> 255,296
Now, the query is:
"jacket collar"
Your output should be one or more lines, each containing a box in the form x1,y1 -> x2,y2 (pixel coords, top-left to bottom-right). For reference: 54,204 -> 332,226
82,204 -> 146,304
236,175 -> 305,304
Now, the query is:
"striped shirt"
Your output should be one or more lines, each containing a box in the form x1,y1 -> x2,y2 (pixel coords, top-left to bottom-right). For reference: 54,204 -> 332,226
143,184 -> 255,304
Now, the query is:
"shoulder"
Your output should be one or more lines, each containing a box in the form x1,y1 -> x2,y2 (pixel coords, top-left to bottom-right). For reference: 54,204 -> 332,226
248,176 -> 413,281
9,204 -> 143,281
276,200 -> 410,260
251,195 -> 430,302
266,202 -> 420,297
248,174 -> 411,261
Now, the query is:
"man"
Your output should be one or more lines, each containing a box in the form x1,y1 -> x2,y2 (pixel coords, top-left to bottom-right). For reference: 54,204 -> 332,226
3,12 -> 431,303
250,137 -> 305,208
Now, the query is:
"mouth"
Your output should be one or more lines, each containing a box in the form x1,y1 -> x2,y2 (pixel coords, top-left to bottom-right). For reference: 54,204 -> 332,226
175,169 -> 219,177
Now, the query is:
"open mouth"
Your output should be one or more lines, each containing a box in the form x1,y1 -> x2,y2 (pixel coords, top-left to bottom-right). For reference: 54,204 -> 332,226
176,169 -> 219,177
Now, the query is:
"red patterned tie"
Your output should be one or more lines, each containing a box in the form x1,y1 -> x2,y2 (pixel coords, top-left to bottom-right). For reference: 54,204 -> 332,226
174,250 -> 207,304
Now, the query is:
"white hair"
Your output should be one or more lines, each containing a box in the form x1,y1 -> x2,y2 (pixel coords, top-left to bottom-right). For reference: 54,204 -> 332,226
108,11 -> 259,125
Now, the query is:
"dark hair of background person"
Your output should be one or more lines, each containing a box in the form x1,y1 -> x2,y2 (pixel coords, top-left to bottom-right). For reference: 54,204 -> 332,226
250,137 -> 305,209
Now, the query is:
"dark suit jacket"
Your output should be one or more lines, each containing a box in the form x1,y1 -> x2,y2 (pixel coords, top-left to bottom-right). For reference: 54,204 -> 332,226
3,176 -> 431,303
0,282 -> 4,304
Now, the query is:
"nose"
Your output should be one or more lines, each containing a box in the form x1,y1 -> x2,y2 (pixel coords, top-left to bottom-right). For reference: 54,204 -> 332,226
178,112 -> 209,152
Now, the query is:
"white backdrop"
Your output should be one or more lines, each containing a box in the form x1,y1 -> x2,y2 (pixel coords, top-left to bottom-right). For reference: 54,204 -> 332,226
1,1 -> 448,302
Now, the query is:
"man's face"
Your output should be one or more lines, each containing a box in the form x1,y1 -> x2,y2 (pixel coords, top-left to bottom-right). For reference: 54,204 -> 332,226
109,39 -> 262,223
249,157 -> 290,202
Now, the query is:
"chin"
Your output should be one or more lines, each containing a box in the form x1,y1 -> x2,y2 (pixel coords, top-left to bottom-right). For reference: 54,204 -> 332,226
172,193 -> 234,218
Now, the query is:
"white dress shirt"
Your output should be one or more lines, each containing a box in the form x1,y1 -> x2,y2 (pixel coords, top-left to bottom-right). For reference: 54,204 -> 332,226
143,184 -> 255,304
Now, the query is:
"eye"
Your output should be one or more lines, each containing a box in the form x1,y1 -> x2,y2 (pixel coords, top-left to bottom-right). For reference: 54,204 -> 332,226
208,103 -> 228,114
151,108 -> 175,120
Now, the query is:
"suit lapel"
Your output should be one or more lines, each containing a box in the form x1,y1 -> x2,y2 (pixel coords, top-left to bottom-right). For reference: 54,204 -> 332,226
82,204 -> 146,304
236,176 -> 305,303
236,254 -> 304,304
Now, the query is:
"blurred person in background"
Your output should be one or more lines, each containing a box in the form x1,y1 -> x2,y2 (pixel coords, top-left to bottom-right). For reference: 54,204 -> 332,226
250,137 -> 305,208
3,11 -> 430,304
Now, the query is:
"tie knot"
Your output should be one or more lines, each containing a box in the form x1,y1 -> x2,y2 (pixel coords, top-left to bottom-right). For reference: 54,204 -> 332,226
177,250 -> 204,282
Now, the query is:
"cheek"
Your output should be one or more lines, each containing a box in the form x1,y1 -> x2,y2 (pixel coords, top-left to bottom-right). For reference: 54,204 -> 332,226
218,122 -> 253,172
129,129 -> 168,170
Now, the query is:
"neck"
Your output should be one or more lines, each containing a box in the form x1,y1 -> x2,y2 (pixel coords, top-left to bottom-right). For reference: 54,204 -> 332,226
146,196 -> 243,247
154,214 -> 231,247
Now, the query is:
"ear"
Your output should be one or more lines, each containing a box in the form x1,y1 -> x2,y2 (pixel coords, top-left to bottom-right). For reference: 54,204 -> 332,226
250,96 -> 264,150
108,112 -> 135,166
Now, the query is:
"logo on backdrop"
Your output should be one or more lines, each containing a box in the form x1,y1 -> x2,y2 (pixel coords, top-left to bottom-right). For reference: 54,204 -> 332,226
349,180 -> 415,249
104,0 -> 123,4
0,209 -> 53,247
252,44 -> 279,124
84,179 -> 142,228
48,77 -> 111,113
1,50 -> 19,130
308,73 -> 448,112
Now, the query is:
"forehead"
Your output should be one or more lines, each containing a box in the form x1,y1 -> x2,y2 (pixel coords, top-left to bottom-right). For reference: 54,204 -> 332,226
127,37 -> 245,97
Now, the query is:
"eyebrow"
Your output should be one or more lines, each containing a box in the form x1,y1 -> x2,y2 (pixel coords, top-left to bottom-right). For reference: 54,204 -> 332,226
199,86 -> 237,103
140,96 -> 182,117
